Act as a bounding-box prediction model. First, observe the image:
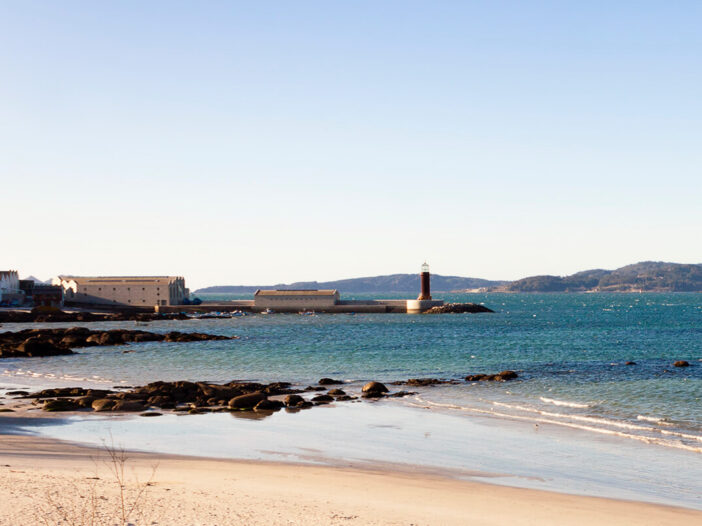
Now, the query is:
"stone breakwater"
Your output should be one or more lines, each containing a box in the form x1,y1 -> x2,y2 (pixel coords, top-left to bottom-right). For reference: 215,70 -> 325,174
422,303 -> 494,314
0,328 -> 236,358
0,373 -> 520,417
0,309 -> 190,324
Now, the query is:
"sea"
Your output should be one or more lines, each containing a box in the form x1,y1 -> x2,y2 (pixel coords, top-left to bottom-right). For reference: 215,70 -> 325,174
1,293 -> 700,509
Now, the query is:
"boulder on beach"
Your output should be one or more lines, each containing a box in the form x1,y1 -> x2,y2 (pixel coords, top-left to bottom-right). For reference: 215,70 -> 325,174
254,399 -> 284,411
311,394 -> 334,404
361,381 -> 388,397
465,371 -> 518,382
318,378 -> 343,385
327,388 -> 346,396
673,360 -> 690,367
92,399 -> 116,412
43,399 -> 80,412
284,394 -> 306,407
17,338 -> 71,357
111,400 -> 146,412
228,392 -> 267,410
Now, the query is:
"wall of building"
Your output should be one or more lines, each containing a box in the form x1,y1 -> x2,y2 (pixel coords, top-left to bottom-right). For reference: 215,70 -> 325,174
254,291 -> 339,310
0,271 -> 19,294
57,276 -> 187,307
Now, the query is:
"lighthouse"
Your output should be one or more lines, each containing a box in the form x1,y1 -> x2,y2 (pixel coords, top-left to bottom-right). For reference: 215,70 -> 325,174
417,262 -> 432,300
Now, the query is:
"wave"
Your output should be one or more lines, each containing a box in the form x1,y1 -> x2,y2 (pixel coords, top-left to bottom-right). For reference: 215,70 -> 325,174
493,402 -> 702,444
539,397 -> 591,408
2,368 -> 114,385
407,396 -> 702,454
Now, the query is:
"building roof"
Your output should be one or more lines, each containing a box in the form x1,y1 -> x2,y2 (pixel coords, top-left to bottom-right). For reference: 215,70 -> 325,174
254,289 -> 338,296
58,276 -> 184,285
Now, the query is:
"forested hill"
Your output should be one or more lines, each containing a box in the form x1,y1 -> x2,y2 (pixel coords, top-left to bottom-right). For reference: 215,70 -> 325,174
195,274 -> 505,294
196,262 -> 702,294
493,262 -> 702,293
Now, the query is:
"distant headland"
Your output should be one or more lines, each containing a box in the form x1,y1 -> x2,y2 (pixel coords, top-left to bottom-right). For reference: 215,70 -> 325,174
196,262 -> 702,294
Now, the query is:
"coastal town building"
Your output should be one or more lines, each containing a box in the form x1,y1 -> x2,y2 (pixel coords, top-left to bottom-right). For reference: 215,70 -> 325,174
31,285 -> 64,308
0,270 -> 23,305
54,276 -> 188,308
253,289 -> 340,310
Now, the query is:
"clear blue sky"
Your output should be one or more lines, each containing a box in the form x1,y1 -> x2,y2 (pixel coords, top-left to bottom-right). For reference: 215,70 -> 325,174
2,1 -> 700,289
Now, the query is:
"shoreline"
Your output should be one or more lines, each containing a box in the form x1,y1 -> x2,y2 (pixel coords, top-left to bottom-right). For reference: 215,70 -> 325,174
3,397 -> 701,512
1,432 -> 700,526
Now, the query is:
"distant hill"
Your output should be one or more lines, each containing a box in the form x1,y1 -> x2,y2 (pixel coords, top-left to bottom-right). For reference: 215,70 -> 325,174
492,262 -> 702,293
21,275 -> 49,284
195,262 -> 702,294
195,274 -> 506,294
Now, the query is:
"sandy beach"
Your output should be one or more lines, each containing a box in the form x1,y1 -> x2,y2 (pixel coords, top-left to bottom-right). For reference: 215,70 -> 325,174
0,432 -> 699,526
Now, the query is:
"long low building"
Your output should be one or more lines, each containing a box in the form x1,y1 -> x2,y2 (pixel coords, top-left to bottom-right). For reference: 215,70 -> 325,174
254,289 -> 340,310
55,276 -> 188,308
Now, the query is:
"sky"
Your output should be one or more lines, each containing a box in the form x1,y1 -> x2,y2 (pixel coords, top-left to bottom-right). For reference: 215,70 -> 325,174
1,1 -> 700,289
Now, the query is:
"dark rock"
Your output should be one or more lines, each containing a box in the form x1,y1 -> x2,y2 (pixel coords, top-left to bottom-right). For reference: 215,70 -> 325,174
361,382 -> 388,397
327,388 -> 346,396
335,395 -> 353,401
254,399 -> 284,411
304,386 -> 326,392
140,412 -> 162,417
262,382 -> 293,395
284,394 -> 306,407
625,361 -> 636,366
76,396 -> 96,408
311,394 -> 334,403
60,335 -> 88,348
43,399 -> 79,412
423,303 -> 494,314
466,371 -> 518,382
111,400 -> 146,412
388,391 -> 416,398
318,378 -> 343,385
17,338 -> 72,357
228,392 -> 267,410
404,378 -> 448,386
674,360 -> 690,367
7,391 -> 29,396
92,399 -> 116,412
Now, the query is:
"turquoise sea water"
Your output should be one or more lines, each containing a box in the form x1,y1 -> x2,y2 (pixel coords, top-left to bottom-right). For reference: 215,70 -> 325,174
1,293 -> 701,507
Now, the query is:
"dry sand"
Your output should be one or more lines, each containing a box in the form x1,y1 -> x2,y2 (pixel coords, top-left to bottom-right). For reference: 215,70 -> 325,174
0,433 -> 699,526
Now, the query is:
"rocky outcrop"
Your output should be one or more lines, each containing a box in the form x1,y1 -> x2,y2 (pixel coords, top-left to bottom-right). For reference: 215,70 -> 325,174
465,370 -> 519,382
0,328 -> 237,359
228,392 -> 267,410
392,378 -> 457,387
423,303 -> 494,314
318,378 -> 343,385
674,360 -> 690,367
0,309 -> 191,324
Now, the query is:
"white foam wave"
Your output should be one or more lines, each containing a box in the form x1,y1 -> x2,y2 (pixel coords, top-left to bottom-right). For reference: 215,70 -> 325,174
410,396 -> 702,454
540,397 -> 590,408
493,402 -> 702,444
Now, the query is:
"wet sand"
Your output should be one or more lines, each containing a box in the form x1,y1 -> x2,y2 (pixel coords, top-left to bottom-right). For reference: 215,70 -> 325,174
0,431 -> 699,526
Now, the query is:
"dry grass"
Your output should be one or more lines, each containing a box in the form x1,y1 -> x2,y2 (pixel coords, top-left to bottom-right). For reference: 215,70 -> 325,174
36,438 -> 158,526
